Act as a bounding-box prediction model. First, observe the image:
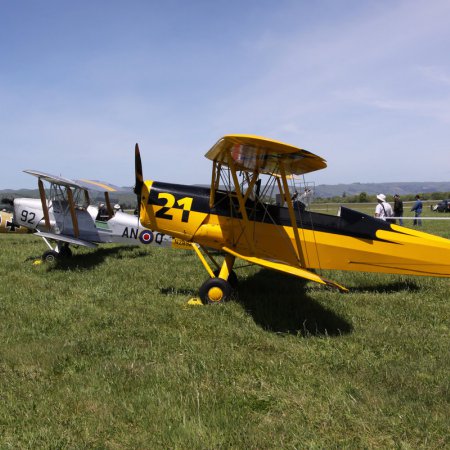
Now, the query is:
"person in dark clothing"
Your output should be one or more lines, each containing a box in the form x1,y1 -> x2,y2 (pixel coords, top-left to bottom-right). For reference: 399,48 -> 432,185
96,202 -> 109,221
393,194 -> 404,225
411,195 -> 423,226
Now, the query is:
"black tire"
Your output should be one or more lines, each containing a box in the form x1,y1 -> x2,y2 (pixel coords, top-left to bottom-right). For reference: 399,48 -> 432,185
213,269 -> 238,289
199,277 -> 232,305
58,246 -> 72,259
42,250 -> 59,263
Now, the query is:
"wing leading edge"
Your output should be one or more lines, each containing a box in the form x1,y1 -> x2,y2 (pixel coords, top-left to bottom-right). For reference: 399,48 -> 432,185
24,170 -> 84,190
24,170 -> 130,194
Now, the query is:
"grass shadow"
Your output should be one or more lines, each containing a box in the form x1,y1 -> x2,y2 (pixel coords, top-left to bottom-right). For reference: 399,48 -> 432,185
347,280 -> 420,293
48,246 -> 148,271
235,269 -> 353,337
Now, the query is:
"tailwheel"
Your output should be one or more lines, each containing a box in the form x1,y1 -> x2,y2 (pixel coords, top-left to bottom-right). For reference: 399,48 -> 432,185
42,250 -> 59,263
199,277 -> 232,305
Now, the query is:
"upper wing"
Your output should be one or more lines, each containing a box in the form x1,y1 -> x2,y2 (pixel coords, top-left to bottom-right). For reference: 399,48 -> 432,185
75,179 -> 131,193
204,134 -> 327,176
24,170 -> 131,193
24,170 -> 84,189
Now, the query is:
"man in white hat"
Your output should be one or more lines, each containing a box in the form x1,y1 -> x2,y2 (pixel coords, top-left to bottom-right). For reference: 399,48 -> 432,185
375,194 -> 393,221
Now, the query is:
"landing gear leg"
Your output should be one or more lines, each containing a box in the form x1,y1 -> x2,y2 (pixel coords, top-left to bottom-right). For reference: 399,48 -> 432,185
40,238 -> 72,262
58,243 -> 72,259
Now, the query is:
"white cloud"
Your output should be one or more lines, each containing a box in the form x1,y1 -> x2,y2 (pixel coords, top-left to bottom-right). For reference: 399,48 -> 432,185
417,65 -> 450,86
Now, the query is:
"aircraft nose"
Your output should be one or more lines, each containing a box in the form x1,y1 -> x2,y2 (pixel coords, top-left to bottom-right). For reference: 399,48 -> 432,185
13,198 -> 43,228
13,198 -> 23,215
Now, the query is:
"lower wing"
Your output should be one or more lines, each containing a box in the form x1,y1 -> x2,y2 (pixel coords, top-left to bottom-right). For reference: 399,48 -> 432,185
222,246 -> 348,292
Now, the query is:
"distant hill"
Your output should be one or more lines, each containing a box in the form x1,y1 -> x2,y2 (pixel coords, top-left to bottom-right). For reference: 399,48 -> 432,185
0,188 -> 136,208
0,188 -> 40,197
313,182 -> 450,198
2,181 -> 449,202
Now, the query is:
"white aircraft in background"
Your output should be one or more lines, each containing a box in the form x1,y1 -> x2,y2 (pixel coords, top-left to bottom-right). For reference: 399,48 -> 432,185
13,170 -> 189,262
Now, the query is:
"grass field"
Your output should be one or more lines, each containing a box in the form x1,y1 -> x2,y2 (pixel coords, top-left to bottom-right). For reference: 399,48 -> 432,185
0,208 -> 449,448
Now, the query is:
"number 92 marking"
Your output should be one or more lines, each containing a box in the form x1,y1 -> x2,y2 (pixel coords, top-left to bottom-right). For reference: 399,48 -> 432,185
21,210 -> 36,224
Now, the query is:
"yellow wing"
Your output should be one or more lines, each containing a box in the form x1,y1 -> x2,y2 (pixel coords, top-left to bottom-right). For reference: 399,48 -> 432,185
222,246 -> 348,292
204,134 -> 327,175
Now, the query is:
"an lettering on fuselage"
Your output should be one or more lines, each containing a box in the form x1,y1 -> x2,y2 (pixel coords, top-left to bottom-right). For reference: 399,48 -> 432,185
122,226 -> 166,245
122,227 -> 138,239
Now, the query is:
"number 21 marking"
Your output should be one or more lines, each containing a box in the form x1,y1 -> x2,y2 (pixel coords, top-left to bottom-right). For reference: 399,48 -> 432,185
155,193 -> 193,223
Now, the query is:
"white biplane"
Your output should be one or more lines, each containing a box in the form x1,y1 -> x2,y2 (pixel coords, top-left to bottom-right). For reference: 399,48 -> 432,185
13,170 -> 185,261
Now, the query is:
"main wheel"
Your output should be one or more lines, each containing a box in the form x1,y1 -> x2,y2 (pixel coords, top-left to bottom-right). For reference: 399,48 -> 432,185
199,277 -> 232,305
213,269 -> 238,289
42,250 -> 59,263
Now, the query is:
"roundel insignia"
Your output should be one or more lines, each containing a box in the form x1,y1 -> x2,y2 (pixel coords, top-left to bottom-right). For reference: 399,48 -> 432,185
139,230 -> 154,244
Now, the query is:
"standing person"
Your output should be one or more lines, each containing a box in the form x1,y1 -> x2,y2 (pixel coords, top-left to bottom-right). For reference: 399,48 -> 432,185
393,194 -> 404,225
375,194 -> 393,221
411,195 -> 423,226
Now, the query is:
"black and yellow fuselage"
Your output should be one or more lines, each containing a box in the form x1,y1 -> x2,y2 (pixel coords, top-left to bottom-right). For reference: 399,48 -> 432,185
140,181 -> 450,280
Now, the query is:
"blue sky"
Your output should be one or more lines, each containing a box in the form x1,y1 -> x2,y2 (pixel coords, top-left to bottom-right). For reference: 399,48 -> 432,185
1,0 -> 449,189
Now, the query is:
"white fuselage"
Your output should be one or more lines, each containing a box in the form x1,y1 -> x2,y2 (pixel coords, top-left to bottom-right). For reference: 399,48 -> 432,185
13,198 -> 172,247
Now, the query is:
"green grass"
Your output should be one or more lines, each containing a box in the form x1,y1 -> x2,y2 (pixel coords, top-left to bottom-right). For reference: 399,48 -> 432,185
0,218 -> 449,448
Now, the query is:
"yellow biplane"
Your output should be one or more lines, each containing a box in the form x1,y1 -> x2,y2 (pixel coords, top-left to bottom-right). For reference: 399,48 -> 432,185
135,134 -> 450,303
0,210 -> 30,234
1,199 -> 29,234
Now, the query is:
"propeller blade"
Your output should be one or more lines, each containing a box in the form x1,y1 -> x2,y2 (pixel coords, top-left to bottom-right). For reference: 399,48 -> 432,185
134,143 -> 144,221
134,143 -> 143,196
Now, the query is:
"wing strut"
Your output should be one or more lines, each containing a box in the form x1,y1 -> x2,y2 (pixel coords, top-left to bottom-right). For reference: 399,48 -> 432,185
104,192 -> 113,219
66,187 -> 79,238
209,161 -> 219,208
84,189 -> 90,206
226,152 -> 255,253
242,172 -> 259,203
279,163 -> 307,267
38,178 -> 51,231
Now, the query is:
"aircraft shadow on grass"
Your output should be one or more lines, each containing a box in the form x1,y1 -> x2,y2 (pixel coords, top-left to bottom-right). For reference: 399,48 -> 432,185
347,280 -> 420,293
160,268 -> 353,337
35,246 -> 149,271
235,269 -> 353,337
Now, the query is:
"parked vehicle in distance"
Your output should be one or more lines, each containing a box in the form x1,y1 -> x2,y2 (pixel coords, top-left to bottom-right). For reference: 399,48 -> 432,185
432,199 -> 450,212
